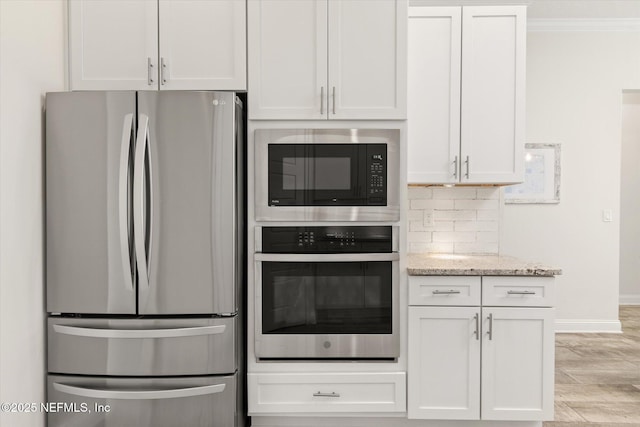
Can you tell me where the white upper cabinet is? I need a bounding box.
[68,0,246,91]
[69,0,158,90]
[408,7,461,184]
[158,0,246,90]
[248,0,407,120]
[248,0,328,120]
[408,5,526,184]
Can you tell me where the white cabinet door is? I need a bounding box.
[158,0,246,90]
[328,0,407,119]
[407,7,461,184]
[248,0,328,119]
[69,0,158,90]
[481,307,555,421]
[460,6,526,183]
[408,306,480,420]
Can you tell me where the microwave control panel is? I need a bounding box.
[261,226,392,253]
[366,145,387,205]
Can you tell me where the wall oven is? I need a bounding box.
[254,226,399,359]
[255,129,400,222]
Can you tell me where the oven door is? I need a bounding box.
[254,253,399,359]
[255,129,400,222]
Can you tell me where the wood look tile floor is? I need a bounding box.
[544,306,640,427]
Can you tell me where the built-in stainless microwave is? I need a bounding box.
[255,129,400,222]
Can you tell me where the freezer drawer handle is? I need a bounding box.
[53,382,225,400]
[52,324,226,339]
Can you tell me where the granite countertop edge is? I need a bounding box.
[407,253,562,277]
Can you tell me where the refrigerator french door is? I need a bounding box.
[45,91,244,427]
[46,91,239,315]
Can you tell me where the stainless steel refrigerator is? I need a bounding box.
[45,91,245,427]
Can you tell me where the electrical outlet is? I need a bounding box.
[603,209,613,222]
[424,209,435,226]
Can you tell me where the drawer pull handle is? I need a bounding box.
[432,290,461,295]
[507,290,536,295]
[313,391,340,398]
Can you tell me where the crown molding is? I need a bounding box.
[528,18,640,32]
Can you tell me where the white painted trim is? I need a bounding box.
[251,416,542,427]
[555,319,622,333]
[620,294,640,305]
[528,18,640,32]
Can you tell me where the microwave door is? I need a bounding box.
[306,144,364,206]
[137,91,238,315]
[46,92,137,315]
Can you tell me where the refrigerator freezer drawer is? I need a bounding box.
[47,374,236,427]
[48,317,236,376]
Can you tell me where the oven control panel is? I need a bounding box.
[262,226,392,253]
[366,145,387,205]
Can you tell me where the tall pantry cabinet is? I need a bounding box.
[68,0,246,91]
[408,6,526,184]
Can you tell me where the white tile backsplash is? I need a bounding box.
[407,186,501,255]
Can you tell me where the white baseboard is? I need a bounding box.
[620,294,640,305]
[555,319,622,333]
[251,416,541,427]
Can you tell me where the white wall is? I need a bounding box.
[620,92,640,304]
[501,30,640,332]
[0,2,66,426]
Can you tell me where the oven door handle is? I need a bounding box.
[254,253,399,262]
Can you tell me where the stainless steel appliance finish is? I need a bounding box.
[48,317,236,376]
[253,226,400,359]
[137,92,238,315]
[47,374,236,427]
[46,92,137,314]
[254,129,400,222]
[46,91,241,315]
[45,91,244,427]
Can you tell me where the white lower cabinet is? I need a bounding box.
[248,372,406,414]
[408,306,480,419]
[408,276,555,422]
[481,307,555,421]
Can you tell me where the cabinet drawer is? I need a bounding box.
[247,372,406,414]
[482,276,555,307]
[409,276,481,306]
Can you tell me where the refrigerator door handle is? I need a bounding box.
[134,114,150,288]
[52,324,226,339]
[53,382,226,400]
[118,113,135,291]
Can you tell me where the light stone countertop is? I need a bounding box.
[407,253,562,276]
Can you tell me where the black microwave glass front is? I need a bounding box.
[254,129,400,222]
[267,143,387,207]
